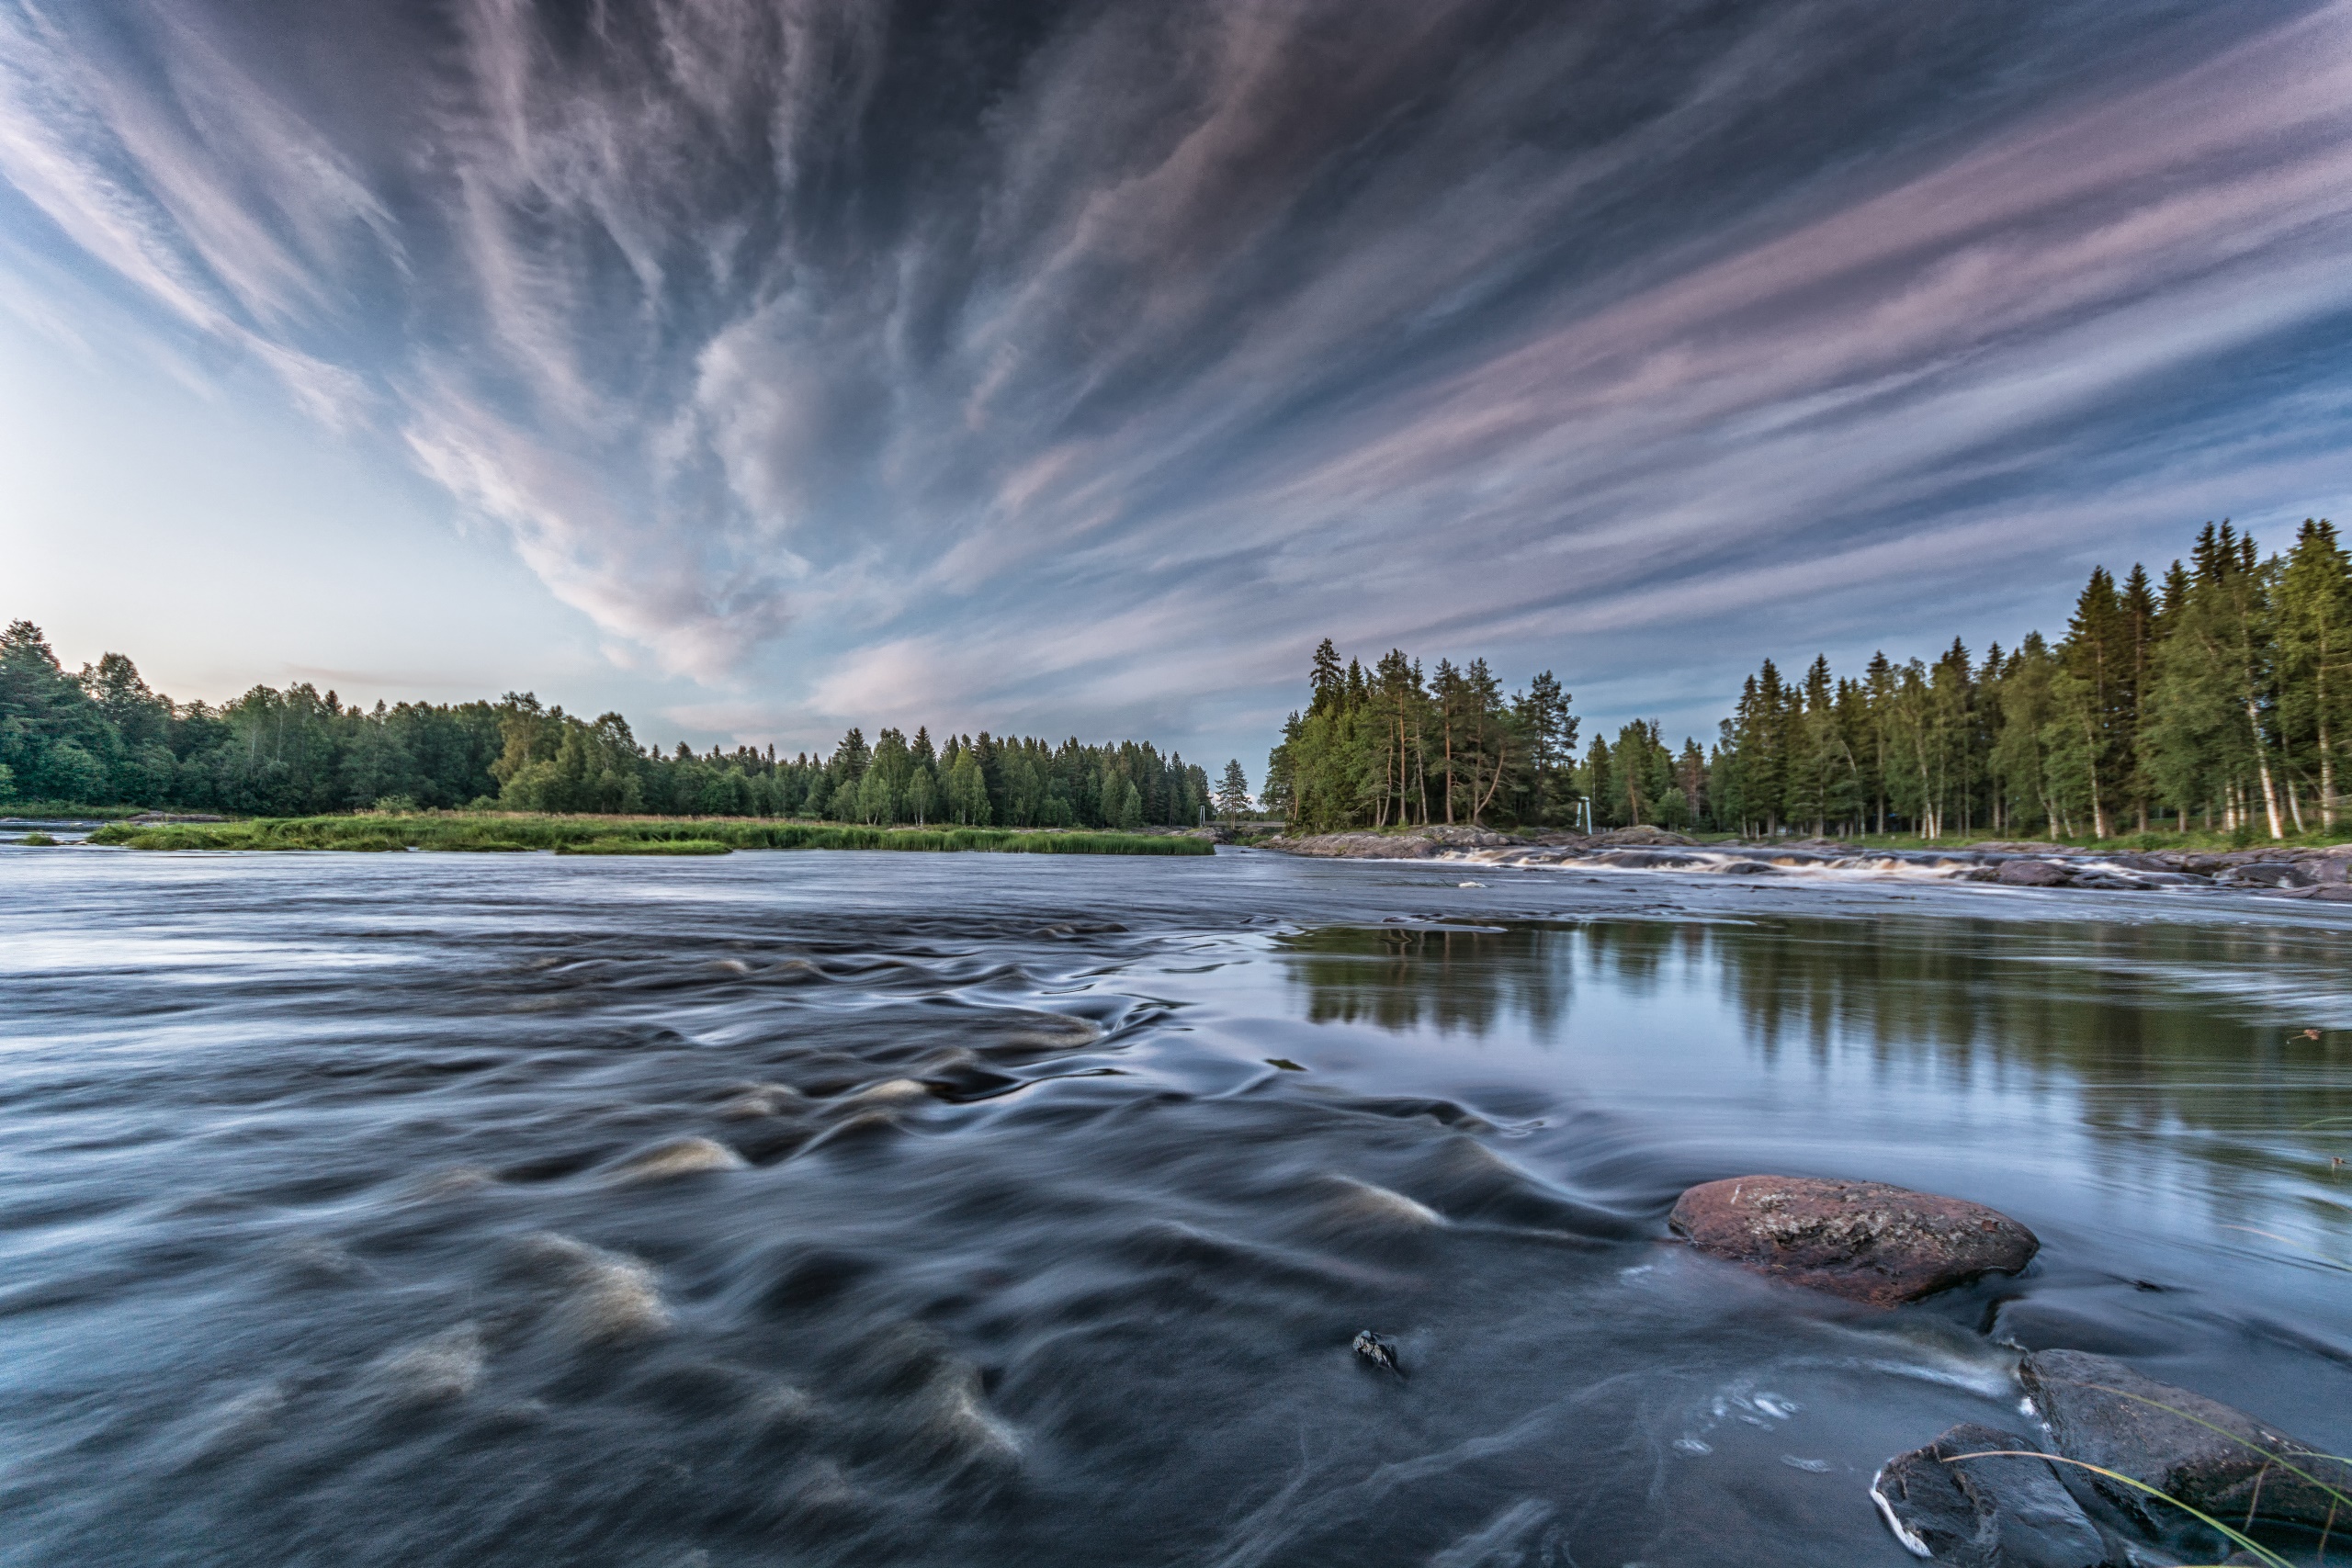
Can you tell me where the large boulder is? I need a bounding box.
[2216,862,2314,888]
[1261,827,1516,858]
[1262,832,1437,859]
[2019,1349,2351,1530]
[1589,825,1698,847]
[1996,859,2074,887]
[1668,1176,2038,1306]
[1871,1422,2107,1567]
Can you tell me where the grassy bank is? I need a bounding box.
[85,812,1214,857]
[0,802,152,820]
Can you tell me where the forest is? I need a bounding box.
[1265,517,2351,841]
[0,621,1212,830]
[11,515,2345,842]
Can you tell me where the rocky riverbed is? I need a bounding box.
[1659,1170,2351,1562]
[1256,824,2352,901]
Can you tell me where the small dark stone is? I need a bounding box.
[1996,859,2073,887]
[1351,1330,1401,1375]
[1872,1422,2107,1567]
[1668,1176,2039,1306]
[2020,1349,2352,1530]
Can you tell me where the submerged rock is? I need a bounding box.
[1871,1421,2106,1567]
[2019,1349,2351,1530]
[367,1322,487,1407]
[610,1136,748,1181]
[1668,1176,2038,1305]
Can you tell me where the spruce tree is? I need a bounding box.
[2276,518,2351,827]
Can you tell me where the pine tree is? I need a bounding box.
[1215,760,1252,823]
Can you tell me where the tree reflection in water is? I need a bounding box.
[1277,915,2352,1256]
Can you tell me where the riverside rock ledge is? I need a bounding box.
[1668,1176,2039,1306]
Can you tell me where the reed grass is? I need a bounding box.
[85,813,1214,857]
[1949,1383,2351,1567]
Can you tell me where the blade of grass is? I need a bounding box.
[1943,1451,2295,1567]
[2218,1226,2352,1275]
[2075,1385,2352,1514]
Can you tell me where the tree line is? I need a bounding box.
[0,621,1213,829]
[1261,641,1578,830]
[1268,516,2349,841]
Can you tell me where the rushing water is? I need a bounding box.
[3,846,2349,1567]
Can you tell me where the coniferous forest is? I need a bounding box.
[1267,518,2352,841]
[0,621,1210,830]
[9,518,2347,841]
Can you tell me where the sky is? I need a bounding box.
[4,0,2351,770]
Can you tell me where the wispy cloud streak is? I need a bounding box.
[1,0,2348,745]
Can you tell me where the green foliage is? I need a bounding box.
[555,839,731,855]
[0,619,1212,830]
[1275,515,2350,843]
[1215,760,1252,822]
[1710,518,2350,841]
[1267,644,1579,830]
[87,814,1212,856]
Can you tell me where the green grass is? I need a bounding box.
[554,838,732,856]
[1943,1381,2352,1566]
[13,831,57,846]
[0,801,152,820]
[85,812,1214,857]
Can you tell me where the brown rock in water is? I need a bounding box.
[2019,1349,2352,1530]
[1667,1176,2038,1305]
[1996,858,2073,886]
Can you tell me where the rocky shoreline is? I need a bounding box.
[1666,1174,2351,1562]
[1250,824,2352,901]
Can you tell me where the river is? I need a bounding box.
[3,846,2347,1566]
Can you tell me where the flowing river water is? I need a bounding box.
[3,845,2349,1567]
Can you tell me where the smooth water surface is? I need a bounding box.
[3,847,2348,1566]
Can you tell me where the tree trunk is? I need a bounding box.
[1474,735,1509,825]
[1442,710,1454,825]
[2081,715,2109,839]
[2244,698,2285,839]
[2321,708,2337,829]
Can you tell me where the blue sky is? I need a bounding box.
[4,0,2350,770]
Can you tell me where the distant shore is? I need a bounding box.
[1250,823,2352,899]
[74,812,1213,857]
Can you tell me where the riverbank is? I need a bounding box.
[1255,823,2352,898]
[81,812,1212,856]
